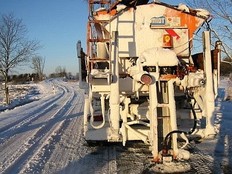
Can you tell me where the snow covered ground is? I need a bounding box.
[0,79,86,174]
[195,77,232,173]
[0,83,40,111]
[0,77,231,173]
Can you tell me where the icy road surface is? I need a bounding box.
[0,78,232,174]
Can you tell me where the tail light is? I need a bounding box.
[141,74,152,85]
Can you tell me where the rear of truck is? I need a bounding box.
[77,0,221,163]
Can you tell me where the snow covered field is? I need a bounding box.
[0,78,231,173]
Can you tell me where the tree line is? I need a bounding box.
[1,70,77,85]
[3,73,42,84]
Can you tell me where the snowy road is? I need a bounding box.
[0,78,232,174]
[0,79,83,173]
[0,79,158,174]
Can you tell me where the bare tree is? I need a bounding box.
[186,0,232,59]
[55,66,67,77]
[0,14,39,104]
[31,56,45,81]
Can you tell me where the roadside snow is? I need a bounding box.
[0,80,55,112]
[196,77,232,173]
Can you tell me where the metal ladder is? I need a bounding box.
[87,0,114,79]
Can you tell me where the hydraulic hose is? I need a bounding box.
[162,98,197,153]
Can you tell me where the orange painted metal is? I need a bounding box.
[165,8,205,39]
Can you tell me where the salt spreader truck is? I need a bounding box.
[77,0,221,164]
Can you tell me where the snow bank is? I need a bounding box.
[220,76,232,101]
[0,80,54,112]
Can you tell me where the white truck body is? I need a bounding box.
[77,1,221,162]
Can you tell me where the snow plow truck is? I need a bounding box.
[77,0,221,165]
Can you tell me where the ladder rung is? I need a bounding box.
[89,0,110,4]
[157,116,170,119]
[89,20,111,23]
[157,103,169,107]
[89,58,110,62]
[91,74,109,79]
[88,38,110,42]
[119,73,129,78]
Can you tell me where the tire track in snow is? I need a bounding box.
[0,85,65,143]
[0,81,80,174]
[0,86,67,173]
[0,79,68,135]
[39,93,117,174]
[20,90,83,174]
[0,85,66,163]
[0,84,74,173]
[40,96,85,173]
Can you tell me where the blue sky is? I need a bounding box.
[0,0,184,75]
